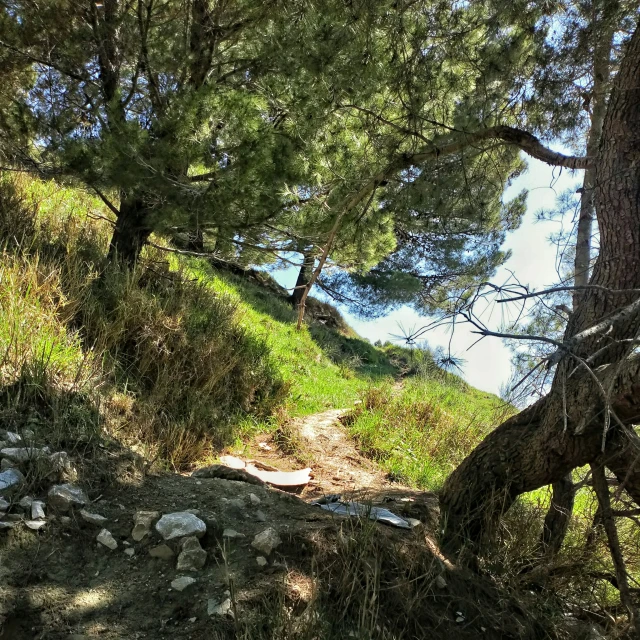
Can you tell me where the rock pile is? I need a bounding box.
[0,427,82,532]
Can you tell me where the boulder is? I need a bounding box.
[48,484,88,511]
[155,512,206,541]
[251,528,281,556]
[25,520,46,531]
[176,536,207,571]
[132,510,160,541]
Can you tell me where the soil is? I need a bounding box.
[0,410,565,639]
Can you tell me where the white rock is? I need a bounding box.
[256,556,268,567]
[171,576,196,592]
[25,520,47,530]
[255,510,267,522]
[208,598,233,617]
[406,518,422,529]
[0,447,49,462]
[0,521,16,530]
[97,529,118,550]
[132,510,160,541]
[19,495,33,509]
[251,528,281,555]
[0,468,24,494]
[124,548,135,557]
[176,536,207,571]
[222,528,245,539]
[48,484,88,511]
[0,497,9,511]
[5,432,22,445]
[31,501,46,520]
[155,512,206,540]
[435,575,447,589]
[80,509,107,526]
[249,493,261,506]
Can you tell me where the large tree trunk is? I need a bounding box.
[542,1,617,556]
[107,197,152,267]
[441,23,640,556]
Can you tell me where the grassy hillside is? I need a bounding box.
[0,175,504,484]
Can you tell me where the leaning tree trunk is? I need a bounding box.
[440,23,640,556]
[106,197,153,267]
[290,251,315,307]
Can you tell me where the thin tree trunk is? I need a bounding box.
[540,474,576,557]
[590,462,639,631]
[290,251,314,307]
[441,23,640,556]
[107,197,152,267]
[573,1,617,310]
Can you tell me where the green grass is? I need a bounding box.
[343,374,513,490]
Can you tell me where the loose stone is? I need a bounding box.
[176,536,207,571]
[31,501,46,520]
[80,509,108,526]
[208,598,233,617]
[249,493,261,506]
[222,528,245,539]
[132,510,160,541]
[171,576,196,592]
[149,544,175,560]
[97,529,118,550]
[0,468,24,494]
[0,447,50,462]
[48,484,88,511]
[25,520,47,530]
[155,512,206,541]
[251,528,281,555]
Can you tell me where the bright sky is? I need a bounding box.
[272,154,583,396]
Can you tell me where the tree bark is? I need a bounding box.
[541,1,618,556]
[573,1,617,310]
[540,474,576,557]
[107,197,152,267]
[290,251,314,307]
[441,23,640,556]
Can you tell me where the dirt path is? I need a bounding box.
[240,408,439,521]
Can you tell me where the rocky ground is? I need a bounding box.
[0,411,573,640]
